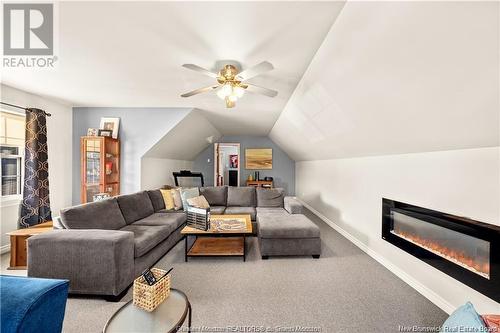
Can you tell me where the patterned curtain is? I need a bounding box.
[19,108,52,227]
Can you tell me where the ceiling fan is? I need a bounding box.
[180,61,278,108]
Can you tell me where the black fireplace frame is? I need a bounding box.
[382,198,500,303]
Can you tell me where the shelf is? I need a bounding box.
[188,237,244,256]
[81,136,120,203]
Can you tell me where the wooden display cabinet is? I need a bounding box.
[80,136,120,203]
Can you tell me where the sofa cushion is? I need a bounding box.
[180,188,200,211]
[227,187,256,207]
[120,225,172,257]
[60,198,126,230]
[256,207,286,215]
[256,188,284,208]
[147,190,165,212]
[117,191,155,224]
[171,188,183,210]
[442,302,486,333]
[224,206,256,221]
[482,315,500,331]
[199,186,227,206]
[284,197,303,214]
[210,206,226,215]
[259,214,320,239]
[160,189,175,210]
[133,212,186,231]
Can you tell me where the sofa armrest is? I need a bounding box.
[28,230,135,296]
[284,197,303,214]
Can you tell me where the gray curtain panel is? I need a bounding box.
[19,108,52,227]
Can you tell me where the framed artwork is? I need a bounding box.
[87,128,98,136]
[245,148,272,169]
[100,117,120,139]
[98,129,112,137]
[229,154,238,168]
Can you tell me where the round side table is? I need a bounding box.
[103,288,191,333]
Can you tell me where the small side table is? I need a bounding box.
[103,288,192,333]
[6,221,53,270]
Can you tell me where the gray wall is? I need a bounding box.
[73,107,191,204]
[192,136,296,195]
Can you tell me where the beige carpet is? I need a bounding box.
[1,209,447,332]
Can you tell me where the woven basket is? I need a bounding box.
[133,268,171,312]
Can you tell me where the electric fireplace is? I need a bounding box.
[382,199,500,302]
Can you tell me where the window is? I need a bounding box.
[0,111,25,198]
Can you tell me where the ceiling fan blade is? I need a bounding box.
[181,85,219,98]
[182,64,219,79]
[243,83,278,98]
[237,61,274,81]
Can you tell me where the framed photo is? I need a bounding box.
[98,129,113,137]
[245,148,272,169]
[87,128,98,136]
[100,117,120,139]
[229,155,238,168]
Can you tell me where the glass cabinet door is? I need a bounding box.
[82,137,119,203]
[84,139,102,202]
[86,139,101,185]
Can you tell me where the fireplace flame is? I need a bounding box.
[392,228,490,279]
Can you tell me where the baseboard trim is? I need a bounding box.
[298,199,455,314]
[0,244,10,255]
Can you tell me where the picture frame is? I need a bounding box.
[229,154,238,168]
[245,148,273,170]
[99,117,120,139]
[87,128,98,136]
[98,129,113,137]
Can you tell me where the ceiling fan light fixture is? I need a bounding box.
[217,83,233,100]
[181,61,277,108]
[234,85,245,98]
[222,83,233,96]
[216,88,227,100]
[225,96,235,108]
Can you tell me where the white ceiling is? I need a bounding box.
[270,1,499,160]
[2,1,344,136]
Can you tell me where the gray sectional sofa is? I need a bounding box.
[27,186,320,298]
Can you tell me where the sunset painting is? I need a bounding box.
[245,148,273,169]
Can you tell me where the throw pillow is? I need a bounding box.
[160,189,175,210]
[441,302,486,333]
[187,195,210,209]
[171,188,183,210]
[180,188,200,211]
[482,315,500,330]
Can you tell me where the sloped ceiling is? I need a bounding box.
[270,1,499,161]
[144,110,222,160]
[2,1,344,136]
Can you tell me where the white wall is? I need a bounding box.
[1,84,73,250]
[72,107,192,203]
[296,147,500,314]
[140,158,193,190]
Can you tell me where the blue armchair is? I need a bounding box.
[0,275,69,333]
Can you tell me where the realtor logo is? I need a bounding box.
[3,3,53,55]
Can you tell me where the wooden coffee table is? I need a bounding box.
[180,214,252,262]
